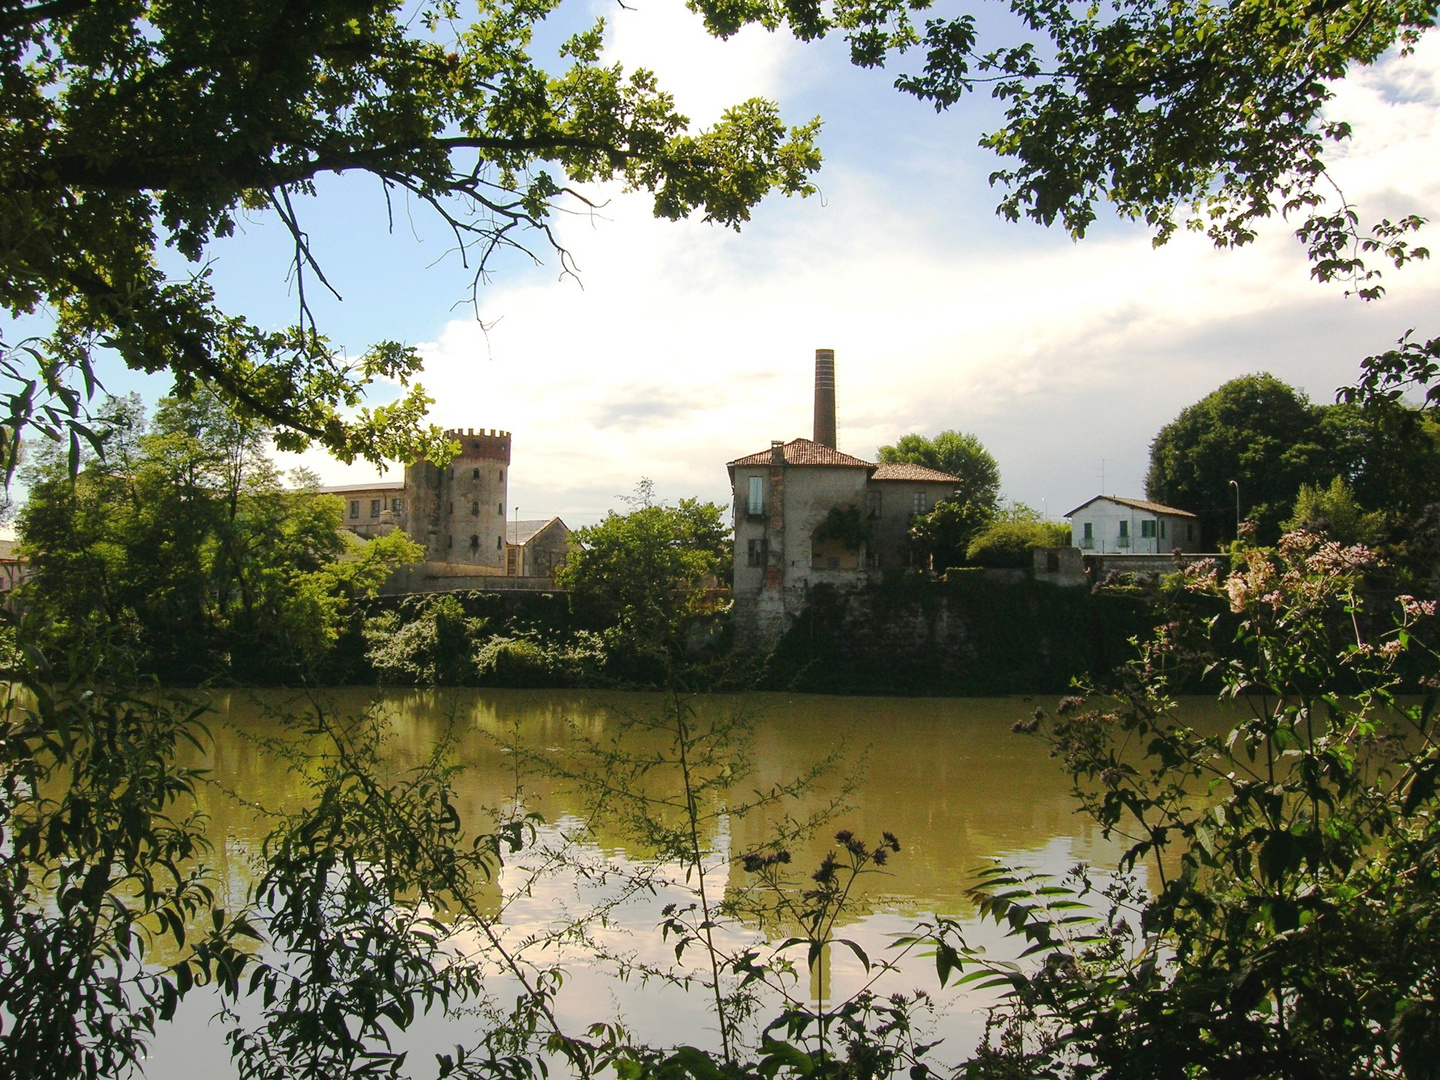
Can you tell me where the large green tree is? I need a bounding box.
[1148,374,1440,546]
[18,393,419,681]
[555,480,729,664]
[1147,374,1337,545]
[880,430,1001,567]
[877,430,1000,507]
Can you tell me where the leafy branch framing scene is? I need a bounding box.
[2,1,1440,1079]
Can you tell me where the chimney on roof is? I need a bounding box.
[813,348,836,449]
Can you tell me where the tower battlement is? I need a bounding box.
[445,428,512,464]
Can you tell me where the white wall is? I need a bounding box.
[1069,500,1198,554]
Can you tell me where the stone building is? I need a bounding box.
[320,428,573,585]
[727,349,964,646]
[506,518,573,579]
[327,481,408,539]
[405,428,513,571]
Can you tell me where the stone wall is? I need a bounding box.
[762,578,1156,695]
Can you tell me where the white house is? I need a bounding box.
[1065,496,1200,554]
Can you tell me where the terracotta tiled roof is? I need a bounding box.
[726,438,874,469]
[870,462,960,483]
[1065,495,1198,518]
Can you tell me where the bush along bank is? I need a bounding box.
[341,577,1158,694]
[338,589,732,689]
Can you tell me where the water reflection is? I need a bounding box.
[146,690,1176,1078]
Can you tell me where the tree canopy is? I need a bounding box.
[0,0,823,469]
[1147,372,1440,546]
[18,392,419,681]
[555,480,730,656]
[700,0,1433,293]
[1147,374,1338,544]
[3,0,1433,482]
[877,430,1000,507]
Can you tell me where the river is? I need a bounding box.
[140,689,1191,1078]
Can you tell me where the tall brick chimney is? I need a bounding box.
[813,348,836,448]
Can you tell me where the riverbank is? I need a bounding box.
[314,576,1159,695]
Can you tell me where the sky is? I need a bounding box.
[85,2,1440,526]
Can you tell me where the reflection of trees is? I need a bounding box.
[185,690,1163,922]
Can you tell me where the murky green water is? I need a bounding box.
[141,689,1198,1078]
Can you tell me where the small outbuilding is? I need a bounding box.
[1065,496,1200,554]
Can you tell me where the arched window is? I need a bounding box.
[471,500,480,515]
[497,502,503,516]
[472,467,480,479]
[496,535,503,550]
[469,534,479,549]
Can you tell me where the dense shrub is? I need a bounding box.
[473,632,609,688]
[363,595,482,685]
[966,515,1070,567]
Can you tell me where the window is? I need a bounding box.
[747,538,767,567]
[469,534,479,549]
[472,467,480,479]
[392,498,403,512]
[1119,520,1129,537]
[867,547,881,569]
[471,500,479,515]
[499,469,504,482]
[1081,522,1093,549]
[1159,520,1167,539]
[496,535,503,550]
[1118,520,1130,547]
[867,490,882,519]
[913,492,926,515]
[747,476,764,516]
[498,502,504,516]
[1141,520,1156,538]
[370,499,380,517]
[349,500,359,520]
[1187,522,1195,542]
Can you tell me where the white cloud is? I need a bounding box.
[296,22,1440,527]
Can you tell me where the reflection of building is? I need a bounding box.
[320,429,573,587]
[727,349,963,646]
[1065,496,1199,554]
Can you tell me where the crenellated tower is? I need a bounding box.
[404,428,512,569]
